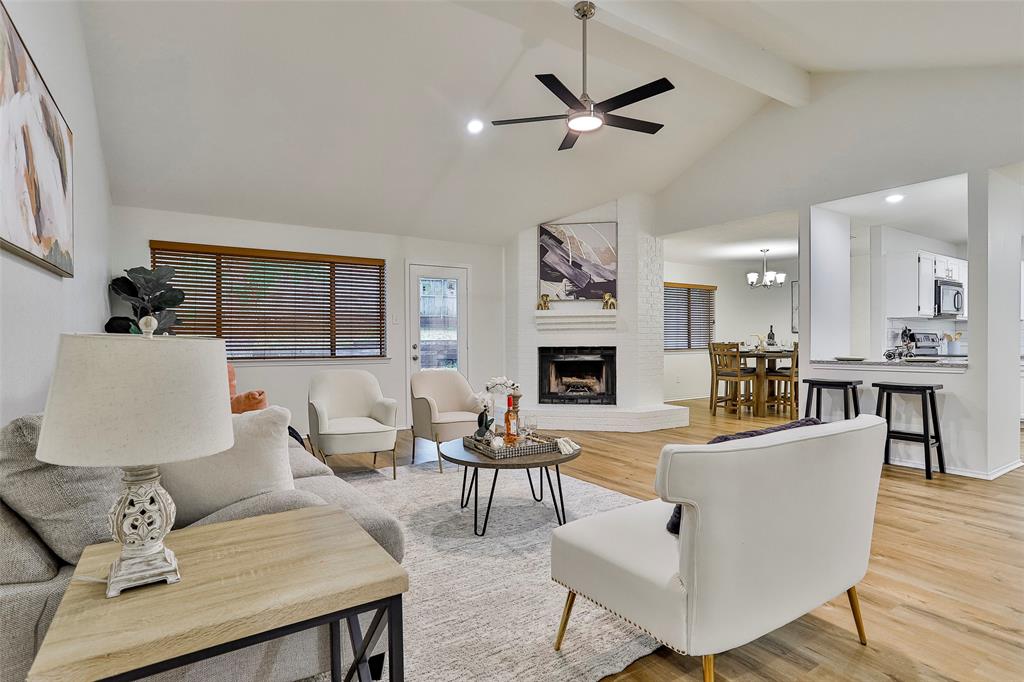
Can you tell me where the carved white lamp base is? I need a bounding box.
[106,465,180,598]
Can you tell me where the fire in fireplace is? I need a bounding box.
[539,346,616,405]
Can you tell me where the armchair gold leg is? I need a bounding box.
[702,654,715,682]
[435,438,444,473]
[847,586,868,645]
[392,446,397,480]
[554,590,576,651]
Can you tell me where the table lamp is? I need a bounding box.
[35,317,234,597]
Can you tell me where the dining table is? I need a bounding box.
[738,348,795,417]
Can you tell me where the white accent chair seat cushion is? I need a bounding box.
[552,498,686,651]
[435,410,479,424]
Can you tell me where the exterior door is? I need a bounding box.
[408,264,469,379]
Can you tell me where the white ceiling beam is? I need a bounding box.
[587,1,810,107]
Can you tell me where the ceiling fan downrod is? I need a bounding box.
[575,1,596,102]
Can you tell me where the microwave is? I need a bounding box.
[934,279,964,317]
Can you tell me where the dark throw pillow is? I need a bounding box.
[666,418,824,535]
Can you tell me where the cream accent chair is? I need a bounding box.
[308,370,399,479]
[550,415,887,681]
[410,369,481,473]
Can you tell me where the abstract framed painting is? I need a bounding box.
[538,221,617,301]
[0,1,74,277]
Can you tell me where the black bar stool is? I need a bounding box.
[872,382,946,480]
[802,379,863,421]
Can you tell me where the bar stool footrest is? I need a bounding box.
[887,429,941,445]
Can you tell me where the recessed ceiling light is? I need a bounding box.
[466,119,484,134]
[885,194,905,204]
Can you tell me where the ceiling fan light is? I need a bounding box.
[567,111,603,132]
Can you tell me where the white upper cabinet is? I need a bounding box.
[885,250,967,319]
[918,252,936,316]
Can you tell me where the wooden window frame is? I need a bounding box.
[150,240,387,361]
[664,281,717,352]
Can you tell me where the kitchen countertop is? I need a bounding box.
[811,358,968,371]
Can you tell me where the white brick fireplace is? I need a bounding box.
[503,195,689,432]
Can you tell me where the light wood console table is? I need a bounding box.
[28,505,408,682]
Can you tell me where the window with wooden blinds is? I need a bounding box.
[150,241,386,360]
[664,282,716,351]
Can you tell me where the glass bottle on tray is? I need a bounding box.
[503,395,519,447]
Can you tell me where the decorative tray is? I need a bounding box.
[463,433,558,460]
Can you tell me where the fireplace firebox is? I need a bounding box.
[539,346,616,405]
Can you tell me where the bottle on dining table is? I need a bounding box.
[767,325,776,346]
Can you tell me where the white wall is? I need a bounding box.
[809,207,852,359]
[663,259,797,400]
[108,206,505,432]
[655,66,1024,478]
[0,2,111,423]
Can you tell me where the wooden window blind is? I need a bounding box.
[664,282,716,351]
[150,241,386,360]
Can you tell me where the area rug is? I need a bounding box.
[340,460,661,681]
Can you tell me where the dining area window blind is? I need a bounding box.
[664,282,716,351]
[150,241,387,360]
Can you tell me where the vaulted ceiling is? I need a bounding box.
[79,1,1024,245]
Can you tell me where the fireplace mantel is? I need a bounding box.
[534,308,616,331]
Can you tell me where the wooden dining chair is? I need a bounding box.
[767,348,799,418]
[710,342,755,418]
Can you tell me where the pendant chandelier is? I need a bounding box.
[747,249,786,289]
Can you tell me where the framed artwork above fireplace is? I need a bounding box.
[538,222,617,301]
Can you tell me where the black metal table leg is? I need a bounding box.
[473,468,498,536]
[928,389,946,473]
[330,619,343,682]
[843,388,852,419]
[527,468,544,501]
[851,386,862,416]
[460,466,476,508]
[544,465,568,525]
[345,609,388,682]
[815,387,823,420]
[805,386,814,418]
[387,597,404,682]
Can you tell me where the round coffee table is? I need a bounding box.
[439,439,581,537]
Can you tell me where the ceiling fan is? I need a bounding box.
[492,1,675,151]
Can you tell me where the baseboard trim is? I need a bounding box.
[885,456,1023,480]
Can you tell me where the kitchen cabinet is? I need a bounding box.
[917,252,936,316]
[885,250,968,319]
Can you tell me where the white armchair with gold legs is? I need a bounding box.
[410,369,480,473]
[550,415,886,681]
[307,370,399,479]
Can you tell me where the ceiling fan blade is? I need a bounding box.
[558,130,580,151]
[595,77,674,113]
[491,114,568,126]
[536,74,584,110]
[603,113,664,135]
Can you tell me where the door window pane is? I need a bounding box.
[418,277,459,369]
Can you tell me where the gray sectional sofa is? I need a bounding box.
[0,415,405,682]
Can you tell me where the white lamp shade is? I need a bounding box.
[777,272,787,284]
[746,272,758,285]
[36,334,235,467]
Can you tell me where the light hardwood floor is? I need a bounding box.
[326,400,1024,681]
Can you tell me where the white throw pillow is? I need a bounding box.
[161,406,296,527]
